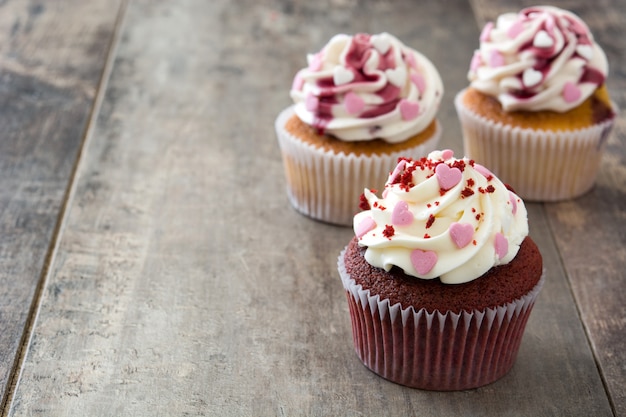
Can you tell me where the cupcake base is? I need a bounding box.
[455,89,616,202]
[275,106,441,226]
[338,246,544,391]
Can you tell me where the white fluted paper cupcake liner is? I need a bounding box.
[338,248,545,390]
[455,89,616,202]
[275,106,441,226]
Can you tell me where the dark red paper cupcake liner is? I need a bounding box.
[338,248,544,391]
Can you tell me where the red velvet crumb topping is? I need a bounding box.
[449,159,467,172]
[358,193,370,211]
[426,214,436,229]
[461,187,475,198]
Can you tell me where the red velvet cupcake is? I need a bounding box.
[338,150,544,390]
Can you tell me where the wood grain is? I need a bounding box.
[4,0,618,416]
[0,0,124,409]
[471,1,626,415]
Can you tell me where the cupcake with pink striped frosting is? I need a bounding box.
[276,32,443,225]
[456,5,616,201]
[338,150,544,390]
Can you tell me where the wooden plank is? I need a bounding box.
[0,0,124,408]
[7,0,615,416]
[471,1,626,415]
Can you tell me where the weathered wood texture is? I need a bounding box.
[3,0,623,416]
[0,0,123,408]
[471,1,626,415]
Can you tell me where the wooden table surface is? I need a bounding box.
[0,0,624,416]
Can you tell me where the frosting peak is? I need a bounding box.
[468,6,608,112]
[353,150,528,284]
[290,33,443,143]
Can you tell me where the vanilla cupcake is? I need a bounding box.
[338,150,544,390]
[455,6,616,201]
[276,33,443,225]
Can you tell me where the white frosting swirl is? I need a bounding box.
[353,150,528,284]
[290,33,443,143]
[468,6,608,112]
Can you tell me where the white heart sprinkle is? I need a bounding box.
[522,68,542,88]
[333,66,354,85]
[576,44,594,60]
[385,66,407,87]
[533,30,554,48]
[371,34,391,55]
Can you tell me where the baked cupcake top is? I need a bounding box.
[468,6,608,113]
[290,33,443,143]
[353,150,528,284]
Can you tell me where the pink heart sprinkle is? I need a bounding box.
[410,249,438,275]
[308,53,323,71]
[480,22,494,42]
[305,94,319,112]
[474,163,493,180]
[406,52,418,70]
[449,222,474,248]
[389,160,406,182]
[495,233,508,260]
[355,216,376,239]
[562,81,582,103]
[470,51,482,72]
[391,201,413,226]
[399,99,420,121]
[489,50,505,68]
[509,191,518,215]
[441,149,454,160]
[291,74,304,91]
[435,163,462,191]
[410,73,426,95]
[507,20,524,39]
[344,92,365,114]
